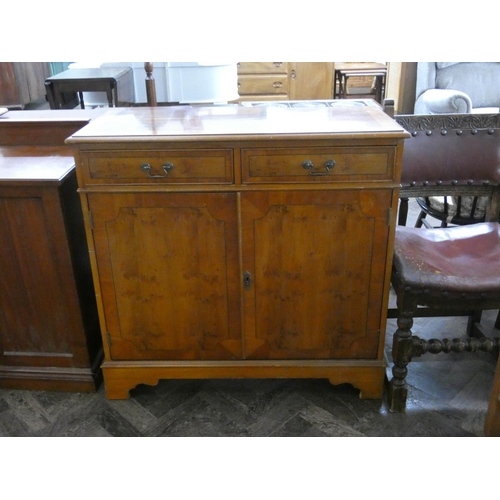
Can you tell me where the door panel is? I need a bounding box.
[88,192,242,360]
[241,190,391,360]
[0,194,75,366]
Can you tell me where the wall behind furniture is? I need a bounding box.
[49,62,72,75]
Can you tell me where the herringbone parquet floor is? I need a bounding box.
[1,201,498,437]
[1,310,497,437]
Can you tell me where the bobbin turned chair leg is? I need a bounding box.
[388,312,416,412]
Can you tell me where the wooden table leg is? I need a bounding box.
[343,75,348,98]
[108,83,115,107]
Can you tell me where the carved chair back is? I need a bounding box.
[394,113,500,227]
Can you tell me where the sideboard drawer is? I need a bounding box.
[238,75,289,96]
[237,62,288,74]
[83,149,234,184]
[241,147,394,183]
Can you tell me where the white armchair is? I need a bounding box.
[414,62,500,114]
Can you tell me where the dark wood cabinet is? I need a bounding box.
[0,110,104,391]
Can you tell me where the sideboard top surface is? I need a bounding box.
[0,146,75,183]
[66,101,410,144]
[0,109,108,148]
[0,108,106,124]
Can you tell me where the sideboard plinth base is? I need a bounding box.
[101,359,387,400]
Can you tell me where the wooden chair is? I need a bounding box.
[389,113,500,325]
[387,113,500,412]
[414,191,489,228]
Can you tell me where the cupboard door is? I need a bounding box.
[241,189,392,360]
[88,192,242,361]
[0,186,89,368]
[289,62,334,100]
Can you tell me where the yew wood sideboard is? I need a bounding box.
[66,101,409,400]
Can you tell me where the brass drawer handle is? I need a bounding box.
[273,81,283,88]
[302,159,336,176]
[140,162,174,178]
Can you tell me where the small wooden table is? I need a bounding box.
[334,63,387,103]
[45,67,134,109]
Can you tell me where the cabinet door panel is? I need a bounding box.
[241,190,391,360]
[88,192,242,360]
[289,62,334,100]
[0,189,87,367]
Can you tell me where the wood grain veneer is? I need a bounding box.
[67,101,409,399]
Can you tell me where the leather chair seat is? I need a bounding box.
[389,221,500,413]
[393,222,500,295]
